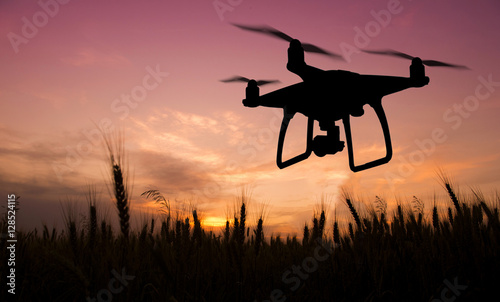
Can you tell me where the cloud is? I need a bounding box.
[0,126,64,178]
[131,148,216,196]
[153,132,224,165]
[29,90,69,110]
[60,48,130,67]
[0,126,91,231]
[130,107,252,167]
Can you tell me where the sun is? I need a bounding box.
[202,216,228,228]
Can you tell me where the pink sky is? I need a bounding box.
[1,0,499,235]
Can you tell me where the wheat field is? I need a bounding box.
[1,143,498,301]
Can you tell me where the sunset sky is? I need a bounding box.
[1,0,499,235]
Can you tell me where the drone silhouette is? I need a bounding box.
[222,24,468,172]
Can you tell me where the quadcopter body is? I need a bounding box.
[223,24,465,172]
[242,40,429,172]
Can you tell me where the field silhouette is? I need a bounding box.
[1,141,498,301]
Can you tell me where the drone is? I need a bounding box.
[222,24,468,172]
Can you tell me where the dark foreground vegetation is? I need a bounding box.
[2,187,499,301]
[1,139,498,301]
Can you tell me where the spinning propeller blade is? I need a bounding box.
[232,23,293,42]
[362,49,469,69]
[231,23,344,60]
[220,76,280,86]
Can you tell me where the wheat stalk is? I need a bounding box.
[302,223,310,246]
[141,189,170,216]
[113,162,130,238]
[254,217,263,255]
[238,202,246,247]
[192,209,202,244]
[102,131,131,238]
[342,190,361,229]
[437,169,461,215]
[60,198,79,257]
[85,184,98,247]
[224,220,230,242]
[333,220,340,246]
[448,207,454,225]
[432,205,439,231]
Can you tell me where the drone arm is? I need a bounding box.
[287,40,324,82]
[276,108,314,169]
[343,100,393,172]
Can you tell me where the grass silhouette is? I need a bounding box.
[0,145,498,301]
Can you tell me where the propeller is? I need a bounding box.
[231,23,344,60]
[362,49,469,69]
[220,76,280,86]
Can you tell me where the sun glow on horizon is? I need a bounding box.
[202,216,229,228]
